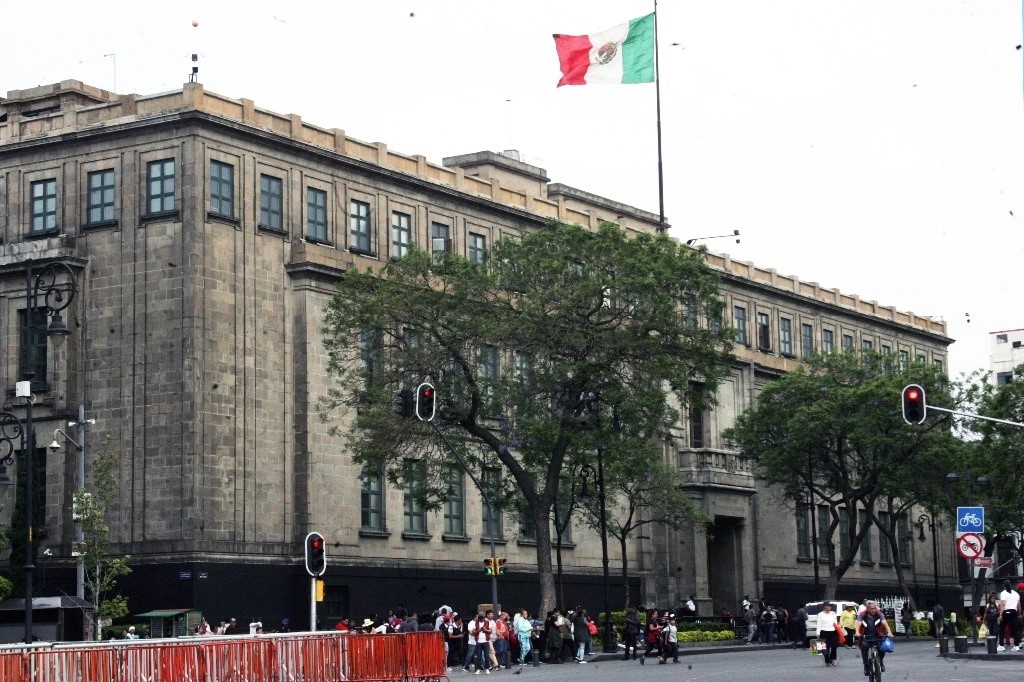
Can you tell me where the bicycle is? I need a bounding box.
[862,636,883,682]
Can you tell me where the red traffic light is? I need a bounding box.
[416,382,436,422]
[902,384,927,425]
[305,531,327,577]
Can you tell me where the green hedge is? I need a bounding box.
[910,619,930,636]
[597,611,737,642]
[678,630,734,643]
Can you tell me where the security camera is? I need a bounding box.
[43,548,52,557]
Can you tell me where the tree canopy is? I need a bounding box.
[320,221,733,613]
[724,351,960,603]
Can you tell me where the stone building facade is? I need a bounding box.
[0,80,956,628]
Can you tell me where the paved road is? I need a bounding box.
[454,640,1024,680]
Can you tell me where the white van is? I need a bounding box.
[804,600,859,642]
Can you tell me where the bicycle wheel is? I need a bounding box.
[871,650,882,682]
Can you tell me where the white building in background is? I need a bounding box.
[991,329,1024,385]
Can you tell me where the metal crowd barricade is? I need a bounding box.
[0,629,444,682]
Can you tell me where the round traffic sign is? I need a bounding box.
[957,533,984,560]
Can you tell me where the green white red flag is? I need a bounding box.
[553,13,656,87]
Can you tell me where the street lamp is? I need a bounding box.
[17,261,78,643]
[917,512,940,608]
[579,444,617,654]
[48,405,94,604]
[945,472,989,645]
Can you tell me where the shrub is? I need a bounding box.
[910,619,930,636]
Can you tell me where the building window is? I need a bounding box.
[444,468,465,536]
[734,306,748,345]
[780,317,793,356]
[259,174,283,230]
[519,509,537,542]
[468,232,487,265]
[30,179,58,232]
[801,323,814,359]
[361,473,384,531]
[689,404,705,448]
[997,372,1014,386]
[147,159,175,214]
[350,199,372,253]
[997,333,1008,343]
[482,467,503,539]
[359,329,380,389]
[87,170,116,224]
[897,514,911,564]
[478,345,499,411]
[842,334,854,351]
[862,339,873,351]
[880,344,891,355]
[403,460,427,534]
[822,329,834,354]
[306,187,328,242]
[756,312,771,351]
[431,222,450,263]
[818,505,831,561]
[878,511,892,563]
[796,503,810,559]
[19,308,48,384]
[839,508,850,557]
[916,354,926,364]
[685,300,699,329]
[391,211,411,259]
[933,358,943,373]
[859,510,872,563]
[210,161,234,217]
[553,494,574,544]
[898,350,909,369]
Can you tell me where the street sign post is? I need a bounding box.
[956,507,984,534]
[957,533,984,560]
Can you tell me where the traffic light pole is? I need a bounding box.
[428,421,499,612]
[310,578,317,632]
[925,405,1024,429]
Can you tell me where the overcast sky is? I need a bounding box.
[5,0,1022,380]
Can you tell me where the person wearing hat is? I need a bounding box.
[125,626,138,640]
[223,618,238,636]
[814,602,839,667]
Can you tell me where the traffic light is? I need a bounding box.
[497,557,507,575]
[416,382,436,422]
[393,388,414,418]
[484,557,495,575]
[902,384,927,425]
[305,531,327,577]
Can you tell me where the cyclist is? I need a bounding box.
[856,601,893,677]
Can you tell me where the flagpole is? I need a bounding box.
[653,0,666,233]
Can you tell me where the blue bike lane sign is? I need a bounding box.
[957,506,985,534]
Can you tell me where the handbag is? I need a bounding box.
[834,623,846,645]
[879,635,895,653]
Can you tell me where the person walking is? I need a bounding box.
[623,606,641,660]
[839,604,857,648]
[572,608,591,663]
[814,601,840,667]
[985,594,1000,642]
[931,602,945,640]
[515,609,534,667]
[998,580,1021,651]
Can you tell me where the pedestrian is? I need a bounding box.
[899,603,912,639]
[790,605,807,648]
[744,604,758,644]
[985,595,1000,643]
[931,602,945,639]
[572,608,591,663]
[640,610,661,664]
[472,612,492,674]
[463,614,478,671]
[494,611,511,669]
[759,603,775,645]
[623,606,641,660]
[663,616,679,663]
[998,580,1021,651]
[814,601,839,667]
[840,604,857,648]
[515,609,534,667]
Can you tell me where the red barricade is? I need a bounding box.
[0,630,445,682]
[404,631,447,680]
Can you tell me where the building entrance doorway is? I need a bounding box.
[706,516,743,614]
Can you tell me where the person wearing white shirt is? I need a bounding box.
[998,580,1021,651]
[814,602,840,667]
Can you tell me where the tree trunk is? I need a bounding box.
[556,536,565,609]
[620,533,630,611]
[534,506,556,617]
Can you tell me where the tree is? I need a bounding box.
[320,221,733,614]
[579,442,703,610]
[724,351,959,603]
[75,439,131,640]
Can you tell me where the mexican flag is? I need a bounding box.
[553,13,656,87]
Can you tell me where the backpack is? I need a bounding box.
[647,626,659,644]
[587,620,598,636]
